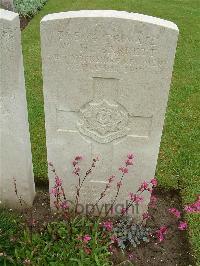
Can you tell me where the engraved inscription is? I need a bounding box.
[46,22,167,73]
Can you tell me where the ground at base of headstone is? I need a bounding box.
[10,188,194,266]
[20,15,31,30]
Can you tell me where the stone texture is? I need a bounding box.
[0,0,14,11]
[0,9,35,208]
[41,10,179,216]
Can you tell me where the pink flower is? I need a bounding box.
[50,187,58,197]
[83,235,91,244]
[119,167,128,174]
[142,212,151,220]
[128,253,135,260]
[102,220,113,231]
[168,208,181,218]
[184,196,200,213]
[72,160,78,167]
[184,205,193,212]
[178,221,187,231]
[60,200,69,210]
[125,159,133,166]
[127,153,134,160]
[73,167,80,175]
[139,181,149,192]
[84,247,91,254]
[110,235,117,243]
[55,176,62,187]
[117,181,122,189]
[129,193,143,204]
[75,155,83,161]
[49,162,53,167]
[121,207,128,215]
[108,244,116,254]
[108,175,115,183]
[129,192,135,201]
[150,178,158,187]
[135,195,143,204]
[156,226,168,242]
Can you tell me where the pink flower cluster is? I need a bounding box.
[118,167,129,174]
[184,195,200,213]
[72,155,83,175]
[178,221,187,230]
[102,220,113,231]
[48,162,70,211]
[127,178,158,211]
[168,208,188,231]
[142,212,151,220]
[156,226,168,242]
[119,153,135,174]
[83,234,91,243]
[108,175,115,183]
[49,163,61,195]
[50,176,63,197]
[117,180,122,189]
[48,153,192,252]
[129,193,143,204]
[138,178,157,193]
[77,234,92,255]
[168,208,181,218]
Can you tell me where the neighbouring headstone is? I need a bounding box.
[0,0,14,11]
[0,9,35,208]
[41,10,179,216]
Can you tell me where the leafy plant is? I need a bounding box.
[14,0,47,17]
[13,217,111,265]
[1,153,195,265]
[0,209,22,265]
[113,217,151,249]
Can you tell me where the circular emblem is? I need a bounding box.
[77,100,129,143]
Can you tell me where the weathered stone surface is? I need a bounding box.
[41,10,178,216]
[0,0,14,11]
[0,9,35,208]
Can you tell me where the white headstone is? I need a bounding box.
[41,10,179,216]
[0,9,35,208]
[0,0,14,11]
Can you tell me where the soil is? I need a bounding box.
[20,188,195,266]
[112,189,195,266]
[20,16,31,30]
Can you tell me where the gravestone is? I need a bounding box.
[41,10,179,216]
[0,9,35,208]
[0,0,14,11]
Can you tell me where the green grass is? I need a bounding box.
[0,209,21,265]
[0,212,111,265]
[21,0,200,263]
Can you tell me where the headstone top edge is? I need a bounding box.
[0,8,18,21]
[41,10,179,32]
